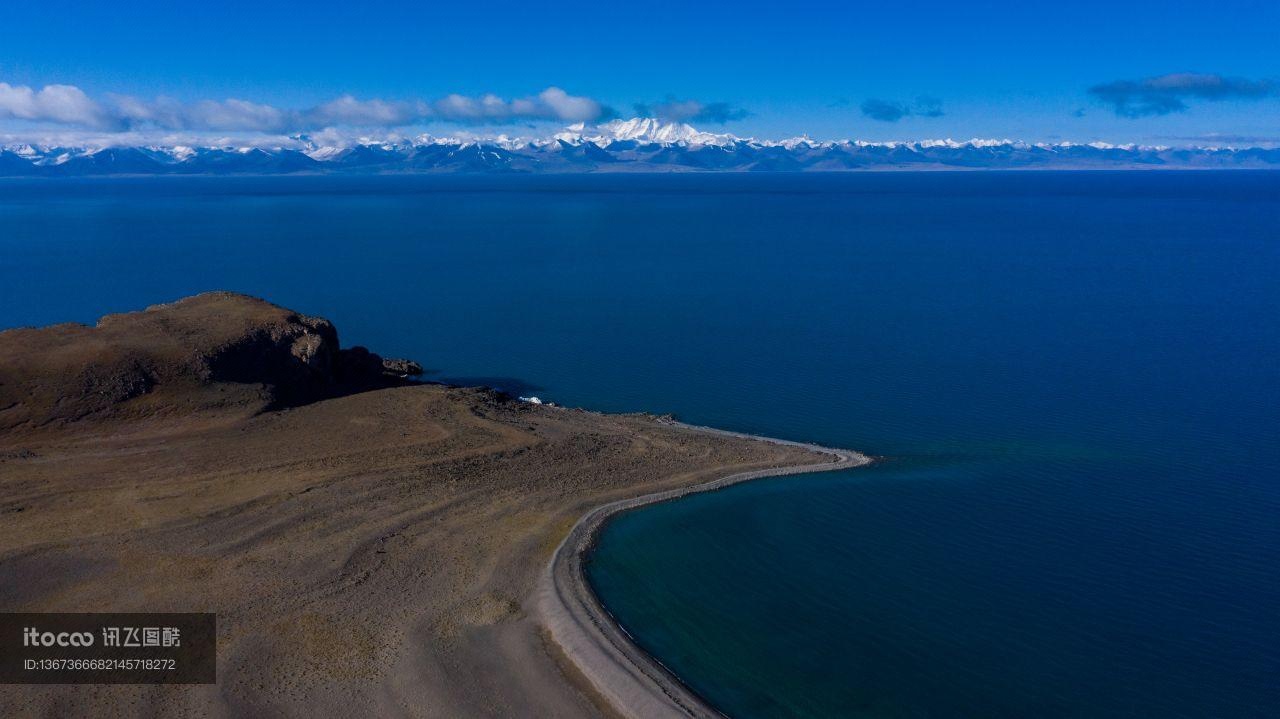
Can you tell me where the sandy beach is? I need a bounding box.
[0,293,867,718]
[540,428,870,719]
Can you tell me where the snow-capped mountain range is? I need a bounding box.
[3,119,1278,175]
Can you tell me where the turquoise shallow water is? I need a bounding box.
[1,172,1277,717]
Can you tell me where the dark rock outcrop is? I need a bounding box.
[0,292,420,431]
[380,357,424,377]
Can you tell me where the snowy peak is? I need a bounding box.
[596,118,737,146]
[551,118,739,147]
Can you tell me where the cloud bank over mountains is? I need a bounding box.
[0,83,611,134]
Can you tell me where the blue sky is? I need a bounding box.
[2,0,1278,145]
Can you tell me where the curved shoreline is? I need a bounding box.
[538,421,872,718]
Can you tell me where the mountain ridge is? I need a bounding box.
[4,119,1279,174]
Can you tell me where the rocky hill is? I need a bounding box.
[0,292,421,431]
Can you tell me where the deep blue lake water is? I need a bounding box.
[2,172,1277,717]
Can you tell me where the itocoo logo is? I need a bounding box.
[23,627,95,647]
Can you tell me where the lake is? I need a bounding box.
[2,171,1277,717]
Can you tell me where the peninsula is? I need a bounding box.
[0,292,866,717]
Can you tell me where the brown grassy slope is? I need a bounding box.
[0,294,828,718]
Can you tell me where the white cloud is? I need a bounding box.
[187,98,291,132]
[0,83,117,129]
[306,96,432,127]
[531,87,603,123]
[0,128,309,150]
[426,87,603,122]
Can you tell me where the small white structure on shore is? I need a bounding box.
[519,396,544,405]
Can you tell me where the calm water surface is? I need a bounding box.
[1,172,1277,717]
